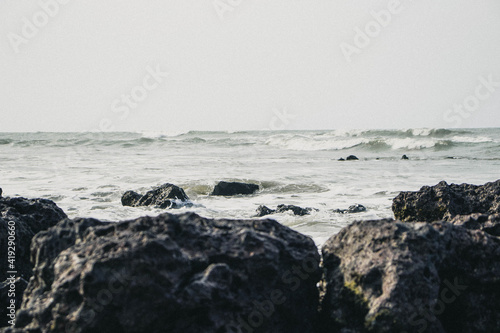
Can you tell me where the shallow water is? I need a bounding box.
[1,128,499,245]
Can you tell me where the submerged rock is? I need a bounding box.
[121,183,190,209]
[14,213,321,333]
[211,181,259,196]
[256,204,313,217]
[345,155,359,161]
[333,204,367,214]
[319,219,500,332]
[450,213,500,237]
[392,179,500,222]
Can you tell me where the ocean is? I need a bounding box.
[1,128,499,245]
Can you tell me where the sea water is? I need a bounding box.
[1,128,499,245]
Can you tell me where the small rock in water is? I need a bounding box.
[0,188,2,197]
[276,204,312,216]
[256,204,313,217]
[121,183,190,209]
[211,181,259,196]
[333,204,367,214]
[401,154,409,160]
[338,158,345,161]
[345,155,359,161]
[256,205,276,217]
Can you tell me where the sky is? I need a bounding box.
[0,0,499,133]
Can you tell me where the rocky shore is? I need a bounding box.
[1,179,499,332]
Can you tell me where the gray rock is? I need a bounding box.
[449,213,500,237]
[14,213,321,333]
[392,180,500,222]
[256,205,313,217]
[333,204,367,214]
[319,219,500,332]
[211,181,259,196]
[401,155,409,160]
[121,183,190,209]
[345,155,359,161]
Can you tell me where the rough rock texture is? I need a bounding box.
[450,213,500,237]
[0,278,28,328]
[211,181,259,196]
[14,213,321,333]
[319,219,500,333]
[0,196,67,281]
[333,204,366,214]
[121,183,190,209]
[256,205,312,217]
[392,180,500,222]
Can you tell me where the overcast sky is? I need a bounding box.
[1,0,499,133]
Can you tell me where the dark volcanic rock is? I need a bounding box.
[401,154,409,160]
[333,204,367,214]
[0,277,28,328]
[14,213,321,333]
[211,181,259,196]
[338,158,345,161]
[0,196,67,282]
[450,213,500,237]
[0,196,66,329]
[319,219,500,332]
[345,155,359,161]
[256,205,276,217]
[256,205,313,217]
[392,180,500,222]
[121,183,190,209]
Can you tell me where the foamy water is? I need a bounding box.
[1,128,499,245]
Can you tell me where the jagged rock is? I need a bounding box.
[121,183,190,209]
[256,205,313,217]
[392,180,500,222]
[13,213,321,333]
[0,197,67,282]
[0,196,66,329]
[333,204,367,214]
[211,181,259,196]
[345,155,359,161]
[319,219,500,332]
[256,205,276,217]
[0,278,28,328]
[450,213,500,237]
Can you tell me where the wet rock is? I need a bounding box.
[121,183,190,209]
[0,188,2,198]
[392,179,500,222]
[401,155,409,160]
[345,155,359,161]
[14,213,321,333]
[450,213,500,237]
[338,158,345,161]
[256,205,276,217]
[333,204,367,214]
[0,278,28,328]
[319,219,500,332]
[211,181,259,196]
[256,204,313,217]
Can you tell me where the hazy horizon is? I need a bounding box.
[1,1,499,132]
